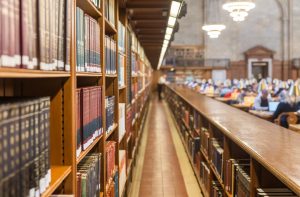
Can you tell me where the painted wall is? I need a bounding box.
[166,0,300,79]
[205,0,282,61]
[172,0,204,45]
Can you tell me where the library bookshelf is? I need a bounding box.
[165,84,300,197]
[0,0,152,196]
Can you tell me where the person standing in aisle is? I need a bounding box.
[158,74,166,100]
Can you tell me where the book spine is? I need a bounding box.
[76,89,82,157]
[14,0,21,68]
[84,14,89,72]
[20,0,30,69]
[1,1,14,67]
[57,0,65,70]
[64,0,72,71]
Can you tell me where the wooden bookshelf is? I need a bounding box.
[105,123,118,140]
[76,0,102,19]
[165,84,300,197]
[0,68,71,78]
[76,72,103,77]
[41,166,72,197]
[105,18,117,34]
[0,0,152,196]
[76,134,103,164]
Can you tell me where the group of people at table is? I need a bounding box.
[184,78,300,129]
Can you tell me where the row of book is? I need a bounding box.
[105,0,115,26]
[76,8,101,73]
[119,103,126,142]
[106,141,116,183]
[118,21,126,54]
[0,97,51,197]
[131,81,138,101]
[76,86,103,157]
[165,88,297,197]
[77,153,101,197]
[118,53,126,88]
[200,161,211,194]
[211,181,224,197]
[0,0,72,71]
[105,96,115,133]
[200,127,210,157]
[105,36,117,75]
[256,188,296,197]
[131,52,138,75]
[210,138,224,181]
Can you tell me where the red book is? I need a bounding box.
[82,88,90,149]
[1,1,13,67]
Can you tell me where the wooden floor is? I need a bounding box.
[138,98,188,197]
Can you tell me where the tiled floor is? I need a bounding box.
[138,98,189,197]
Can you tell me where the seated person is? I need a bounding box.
[253,90,272,111]
[204,83,215,95]
[272,95,297,128]
[236,88,248,104]
[219,85,232,97]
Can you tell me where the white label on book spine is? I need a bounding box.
[2,55,15,67]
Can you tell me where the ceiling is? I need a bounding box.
[125,0,172,69]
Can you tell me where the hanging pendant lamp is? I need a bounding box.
[202,0,226,39]
[223,0,255,22]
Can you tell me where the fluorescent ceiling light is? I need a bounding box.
[165,34,171,40]
[166,27,173,35]
[168,16,176,27]
[170,1,181,17]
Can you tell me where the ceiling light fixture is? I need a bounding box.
[166,27,173,35]
[168,16,176,27]
[202,24,226,39]
[157,0,184,70]
[223,0,255,22]
[202,0,226,39]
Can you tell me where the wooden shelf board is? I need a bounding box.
[76,134,103,164]
[200,148,209,162]
[41,166,72,197]
[76,72,102,77]
[105,18,117,34]
[126,133,132,143]
[0,68,70,78]
[119,132,126,143]
[105,123,118,140]
[118,86,126,90]
[126,159,133,175]
[76,0,102,19]
[105,74,118,78]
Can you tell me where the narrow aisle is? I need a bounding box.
[138,98,189,197]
